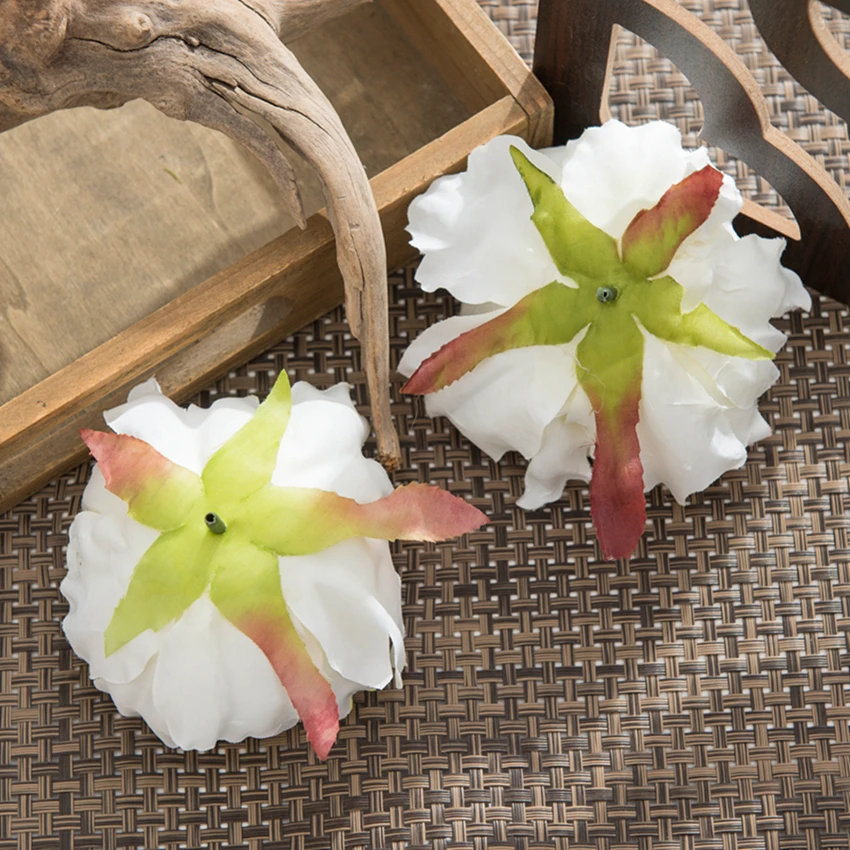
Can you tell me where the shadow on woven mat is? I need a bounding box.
[2,1,850,849]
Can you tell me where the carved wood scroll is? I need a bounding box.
[0,0,401,466]
[749,1,850,127]
[533,0,850,304]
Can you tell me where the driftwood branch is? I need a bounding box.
[0,0,401,466]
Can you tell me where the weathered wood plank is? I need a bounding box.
[383,0,553,146]
[0,95,539,513]
[0,2,469,406]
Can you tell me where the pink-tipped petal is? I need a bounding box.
[351,483,488,542]
[401,320,510,395]
[81,428,203,531]
[241,483,487,556]
[209,544,340,760]
[621,166,724,278]
[402,282,592,395]
[237,611,340,760]
[589,391,646,560]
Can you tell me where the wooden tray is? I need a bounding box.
[0,0,552,513]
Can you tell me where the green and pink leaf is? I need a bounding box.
[82,429,204,531]
[209,543,340,760]
[576,315,647,560]
[202,370,293,511]
[623,276,774,360]
[621,166,724,278]
[104,524,216,656]
[240,483,487,556]
[510,146,622,280]
[587,390,646,560]
[403,281,592,395]
[345,483,487,543]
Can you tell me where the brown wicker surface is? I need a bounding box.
[4,2,850,848]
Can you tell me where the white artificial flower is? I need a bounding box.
[62,374,484,756]
[400,120,810,558]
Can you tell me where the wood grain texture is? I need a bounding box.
[383,0,553,145]
[0,0,406,463]
[0,3,469,405]
[0,94,528,457]
[278,0,371,40]
[533,0,850,303]
[0,0,551,512]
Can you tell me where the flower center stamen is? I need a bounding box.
[596,286,618,303]
[205,513,227,534]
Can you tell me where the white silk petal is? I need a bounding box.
[638,334,749,503]
[518,417,593,510]
[81,467,127,516]
[192,399,259,461]
[425,345,579,461]
[61,512,161,685]
[274,383,392,502]
[150,599,227,750]
[688,235,811,346]
[101,657,169,740]
[459,301,503,316]
[150,598,300,751]
[683,346,780,409]
[106,389,205,472]
[407,135,571,307]
[106,384,257,474]
[724,405,772,447]
[558,120,714,238]
[213,625,300,744]
[368,544,406,684]
[280,539,403,690]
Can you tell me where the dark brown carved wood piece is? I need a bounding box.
[533,0,850,303]
[749,0,850,128]
[0,0,401,466]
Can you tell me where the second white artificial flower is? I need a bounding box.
[62,374,485,757]
[400,120,809,558]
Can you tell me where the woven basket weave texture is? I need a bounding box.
[3,2,850,849]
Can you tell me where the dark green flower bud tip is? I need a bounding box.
[205,513,227,535]
[596,286,619,303]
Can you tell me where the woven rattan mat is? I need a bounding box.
[5,2,850,848]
